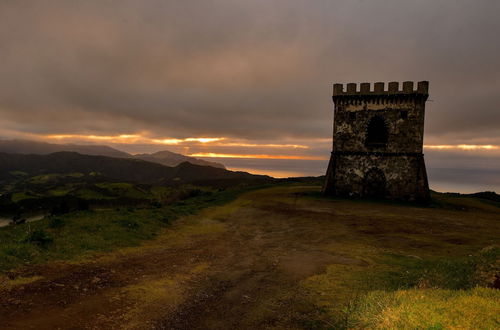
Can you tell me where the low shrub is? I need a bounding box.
[24,229,53,248]
[48,217,65,228]
[50,201,70,216]
[150,201,162,208]
[77,199,90,211]
[120,219,140,229]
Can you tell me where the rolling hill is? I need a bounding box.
[133,150,225,169]
[0,151,269,186]
[0,139,225,169]
[0,139,130,158]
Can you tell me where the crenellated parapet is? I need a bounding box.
[333,81,429,105]
[333,81,428,95]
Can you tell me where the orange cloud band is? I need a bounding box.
[44,134,225,145]
[219,143,308,149]
[424,144,499,150]
[41,133,310,149]
[25,133,500,155]
[189,152,327,160]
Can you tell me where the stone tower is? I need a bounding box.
[323,81,430,202]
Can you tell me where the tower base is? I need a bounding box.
[323,151,430,203]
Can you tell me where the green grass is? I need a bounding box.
[430,191,500,212]
[11,191,37,203]
[346,287,500,329]
[368,247,499,291]
[8,171,28,177]
[28,174,62,184]
[95,182,151,200]
[28,173,84,184]
[47,187,75,196]
[2,183,498,328]
[314,245,500,329]
[321,246,500,329]
[73,187,113,200]
[0,186,256,272]
[294,187,500,329]
[150,186,174,200]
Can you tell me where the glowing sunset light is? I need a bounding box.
[424,144,499,150]
[150,137,224,145]
[185,137,225,143]
[219,143,308,149]
[149,138,185,145]
[46,134,142,141]
[227,167,308,178]
[189,152,327,160]
[40,133,309,149]
[43,134,225,145]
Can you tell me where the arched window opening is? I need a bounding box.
[365,116,388,148]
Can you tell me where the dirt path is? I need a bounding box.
[1,186,498,329]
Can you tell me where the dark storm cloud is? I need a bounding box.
[1,0,499,142]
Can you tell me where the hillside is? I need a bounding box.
[0,139,130,158]
[0,185,498,328]
[0,152,268,186]
[0,139,225,169]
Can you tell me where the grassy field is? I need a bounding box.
[0,185,256,272]
[329,247,500,329]
[345,287,499,329]
[0,184,498,329]
[296,189,500,329]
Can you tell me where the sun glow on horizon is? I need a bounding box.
[189,152,326,160]
[150,137,225,144]
[424,144,499,150]
[40,133,311,149]
[46,134,142,141]
[227,167,309,178]
[44,134,226,145]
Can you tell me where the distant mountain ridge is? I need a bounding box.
[0,139,225,169]
[0,139,129,158]
[0,151,269,186]
[133,150,225,169]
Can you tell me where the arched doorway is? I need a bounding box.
[365,116,388,148]
[363,168,386,197]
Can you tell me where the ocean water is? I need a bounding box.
[212,157,499,194]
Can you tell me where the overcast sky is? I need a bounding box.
[0,0,499,191]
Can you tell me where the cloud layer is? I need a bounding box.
[1,0,499,191]
[1,0,499,144]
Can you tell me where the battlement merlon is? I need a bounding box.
[332,81,429,97]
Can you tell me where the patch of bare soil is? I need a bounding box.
[1,186,498,329]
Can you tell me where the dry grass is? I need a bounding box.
[348,287,500,329]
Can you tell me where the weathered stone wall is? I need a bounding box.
[326,154,428,200]
[334,103,425,153]
[324,81,430,202]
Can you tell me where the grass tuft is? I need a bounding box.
[346,287,500,329]
[23,229,54,248]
